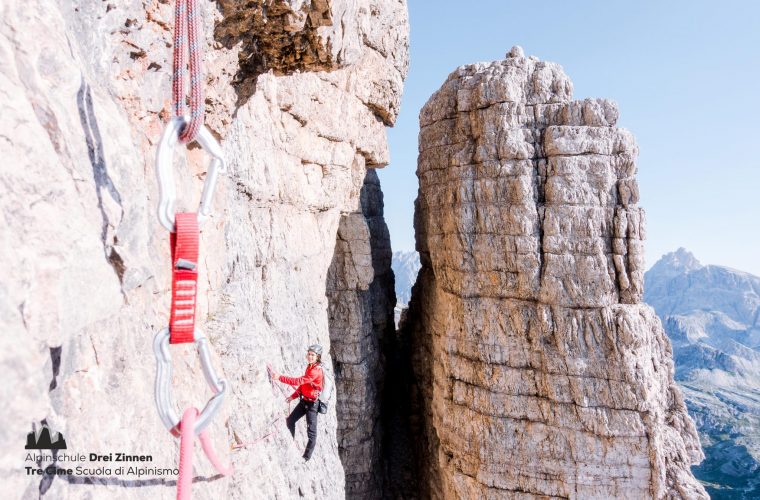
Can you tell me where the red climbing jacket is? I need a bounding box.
[279,363,324,402]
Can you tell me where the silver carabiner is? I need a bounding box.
[155,116,227,232]
[153,327,227,437]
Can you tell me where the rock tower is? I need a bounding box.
[406,46,707,499]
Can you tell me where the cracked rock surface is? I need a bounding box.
[0,0,407,498]
[405,47,707,499]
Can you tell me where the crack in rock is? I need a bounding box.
[76,78,125,286]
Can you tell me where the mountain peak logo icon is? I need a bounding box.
[25,423,67,450]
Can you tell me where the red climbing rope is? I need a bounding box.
[172,0,204,143]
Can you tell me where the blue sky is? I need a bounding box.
[378,0,760,276]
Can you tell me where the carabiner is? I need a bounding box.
[155,116,226,232]
[153,327,227,437]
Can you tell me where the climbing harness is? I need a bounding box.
[152,0,231,498]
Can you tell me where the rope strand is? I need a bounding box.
[172,0,204,143]
[230,370,292,451]
[176,407,233,500]
[176,408,197,500]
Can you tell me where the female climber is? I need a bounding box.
[268,344,324,461]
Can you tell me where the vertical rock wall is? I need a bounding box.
[0,1,407,498]
[407,47,707,499]
[326,169,396,499]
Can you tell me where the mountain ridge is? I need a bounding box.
[645,248,760,499]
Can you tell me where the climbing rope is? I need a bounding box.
[172,0,204,143]
[235,359,333,462]
[177,408,234,500]
[231,415,283,451]
[152,0,231,498]
[230,371,290,451]
[176,408,197,499]
[230,363,334,452]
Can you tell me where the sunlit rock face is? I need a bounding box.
[405,46,707,499]
[0,0,407,498]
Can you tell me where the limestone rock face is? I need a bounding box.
[326,169,396,499]
[0,0,407,498]
[407,47,707,499]
[215,0,409,124]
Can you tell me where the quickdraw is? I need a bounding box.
[152,0,232,498]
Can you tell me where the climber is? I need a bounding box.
[267,344,324,461]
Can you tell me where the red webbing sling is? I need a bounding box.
[169,212,199,344]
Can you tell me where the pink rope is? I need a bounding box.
[230,369,291,451]
[176,407,233,500]
[231,416,284,450]
[176,408,197,500]
[267,363,293,398]
[231,429,276,450]
[199,429,234,475]
[172,0,204,143]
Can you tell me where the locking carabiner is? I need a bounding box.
[153,327,227,437]
[155,116,226,232]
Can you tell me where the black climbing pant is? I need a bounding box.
[286,399,318,460]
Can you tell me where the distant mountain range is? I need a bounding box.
[392,251,421,307]
[393,247,760,498]
[645,248,760,499]
[391,251,421,326]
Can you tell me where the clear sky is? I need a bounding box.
[377,0,760,276]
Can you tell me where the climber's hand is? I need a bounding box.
[267,364,279,379]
